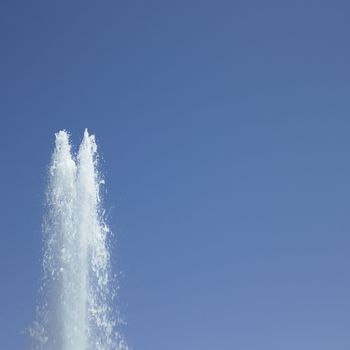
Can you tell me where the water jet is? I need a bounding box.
[30,130,126,350]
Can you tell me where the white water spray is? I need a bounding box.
[31,130,127,350]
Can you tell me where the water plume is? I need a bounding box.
[30,130,127,350]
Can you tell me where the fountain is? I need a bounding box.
[30,130,127,350]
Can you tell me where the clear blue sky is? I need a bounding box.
[0,1,349,349]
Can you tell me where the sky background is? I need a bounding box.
[0,1,350,349]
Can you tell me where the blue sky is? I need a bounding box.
[1,0,350,349]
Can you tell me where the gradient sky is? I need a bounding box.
[1,1,350,349]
